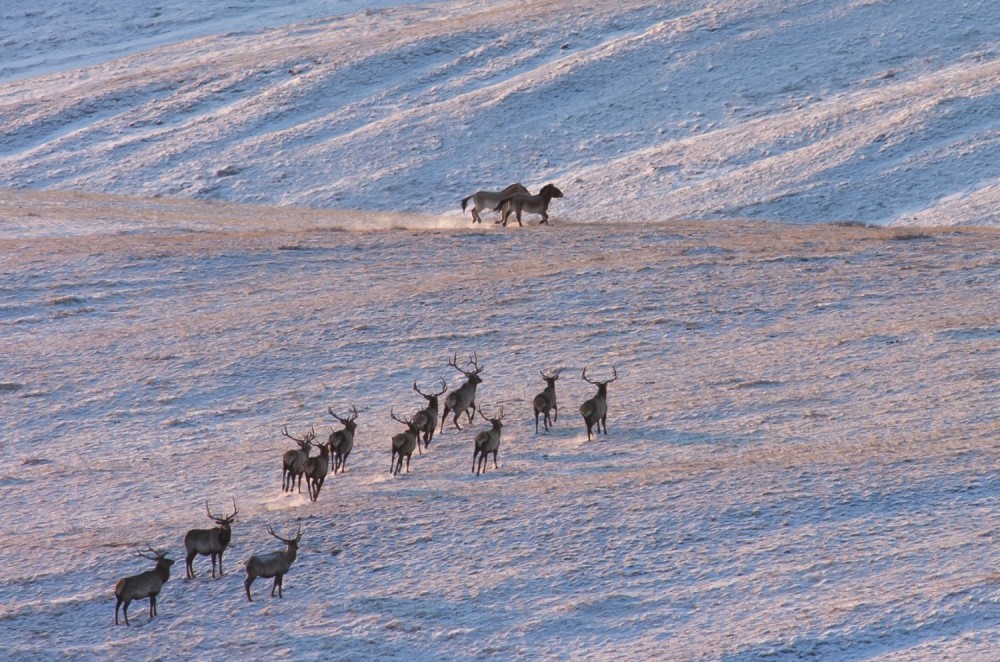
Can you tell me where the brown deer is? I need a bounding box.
[390,409,420,475]
[440,352,485,432]
[532,368,563,433]
[114,545,175,625]
[412,378,447,450]
[305,442,331,502]
[244,525,303,601]
[281,425,315,493]
[580,365,618,440]
[184,498,239,579]
[473,405,505,475]
[327,406,358,474]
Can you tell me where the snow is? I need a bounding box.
[2,0,999,226]
[1,1,999,660]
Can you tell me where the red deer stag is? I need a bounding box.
[184,498,239,579]
[472,405,505,475]
[580,365,618,440]
[327,406,358,474]
[440,353,485,432]
[413,378,447,450]
[281,425,315,493]
[114,545,175,625]
[244,525,303,601]
[532,368,563,433]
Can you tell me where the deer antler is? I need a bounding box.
[448,352,484,377]
[137,543,167,561]
[266,524,302,544]
[328,406,359,424]
[476,404,505,422]
[414,378,448,398]
[540,367,563,380]
[390,408,412,426]
[282,425,313,447]
[583,365,618,385]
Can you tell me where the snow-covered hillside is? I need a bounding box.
[1,190,998,659]
[1,1,999,660]
[2,0,999,225]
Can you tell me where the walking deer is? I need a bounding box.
[472,405,505,475]
[532,368,563,433]
[305,442,331,502]
[580,365,618,440]
[114,545,175,625]
[327,406,358,474]
[244,525,303,601]
[390,409,420,475]
[281,425,315,493]
[413,378,447,450]
[184,498,239,579]
[440,353,485,432]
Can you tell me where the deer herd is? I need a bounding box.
[113,352,617,624]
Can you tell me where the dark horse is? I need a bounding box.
[494,184,564,226]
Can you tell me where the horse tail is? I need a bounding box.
[494,197,513,212]
[461,196,472,213]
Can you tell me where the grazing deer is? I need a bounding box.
[412,378,447,450]
[472,405,505,475]
[184,498,239,579]
[281,425,315,493]
[580,365,618,440]
[532,368,563,433]
[390,409,420,475]
[327,406,358,474]
[114,545,175,625]
[440,352,485,432]
[244,525,303,601]
[305,442,331,502]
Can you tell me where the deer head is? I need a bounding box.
[267,524,303,546]
[206,498,239,528]
[414,378,447,403]
[448,352,484,385]
[281,425,316,450]
[327,405,359,432]
[582,365,618,395]
[476,404,506,430]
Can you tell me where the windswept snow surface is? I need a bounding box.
[0,190,998,659]
[2,0,999,226]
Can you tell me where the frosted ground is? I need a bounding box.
[1,0,999,660]
[2,0,999,226]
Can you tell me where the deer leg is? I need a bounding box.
[115,597,124,625]
[539,212,548,225]
[553,404,558,423]
[186,551,197,579]
[122,599,131,626]
[516,210,523,227]
[493,450,499,469]
[245,575,255,601]
[218,552,224,577]
[601,415,608,435]
[440,406,450,433]
[149,594,156,618]
[534,409,540,433]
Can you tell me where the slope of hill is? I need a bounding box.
[1,191,998,659]
[2,0,998,225]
